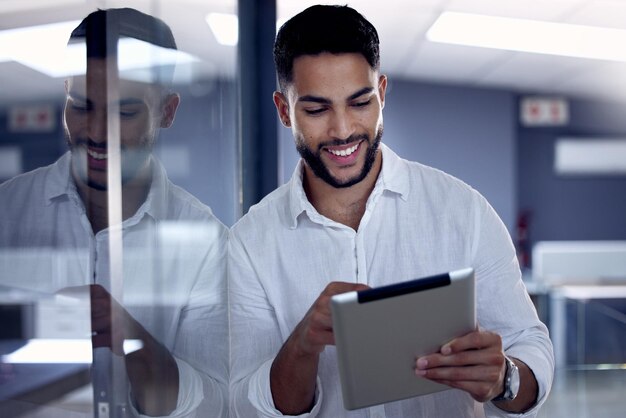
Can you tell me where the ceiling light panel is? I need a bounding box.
[427,12,626,63]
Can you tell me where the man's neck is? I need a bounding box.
[74,171,152,234]
[303,152,382,231]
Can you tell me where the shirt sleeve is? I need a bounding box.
[471,194,554,418]
[170,220,229,418]
[129,357,204,418]
[228,229,323,418]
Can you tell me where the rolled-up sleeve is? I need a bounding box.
[472,195,554,418]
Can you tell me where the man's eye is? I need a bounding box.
[353,100,371,108]
[304,108,326,115]
[120,109,139,118]
[71,103,89,112]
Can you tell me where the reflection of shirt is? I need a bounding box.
[229,144,554,418]
[0,152,228,418]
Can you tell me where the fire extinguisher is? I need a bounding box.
[516,210,531,269]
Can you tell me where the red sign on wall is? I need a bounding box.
[8,105,56,132]
[520,97,569,127]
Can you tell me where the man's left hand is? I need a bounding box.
[415,330,505,403]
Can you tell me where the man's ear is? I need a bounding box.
[378,74,388,109]
[273,91,291,127]
[160,93,181,128]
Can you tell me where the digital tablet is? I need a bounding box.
[330,268,476,410]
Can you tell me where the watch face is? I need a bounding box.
[509,359,520,398]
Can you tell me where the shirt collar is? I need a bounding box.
[136,156,170,222]
[377,143,409,200]
[287,143,410,229]
[44,152,74,203]
[44,151,170,222]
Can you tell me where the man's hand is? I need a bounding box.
[291,282,369,356]
[60,285,179,416]
[415,330,505,402]
[270,281,369,415]
[89,284,141,355]
[415,329,539,413]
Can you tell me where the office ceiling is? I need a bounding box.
[1,0,626,104]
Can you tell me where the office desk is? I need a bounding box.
[0,341,91,417]
[538,367,626,418]
[548,286,626,368]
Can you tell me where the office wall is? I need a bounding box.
[518,97,626,249]
[0,104,66,177]
[279,79,517,231]
[157,80,238,226]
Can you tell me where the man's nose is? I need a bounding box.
[328,109,355,140]
[87,109,108,144]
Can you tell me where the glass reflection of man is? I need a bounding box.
[0,8,227,418]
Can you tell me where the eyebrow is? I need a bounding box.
[298,87,375,105]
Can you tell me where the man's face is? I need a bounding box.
[64,58,179,190]
[275,52,387,188]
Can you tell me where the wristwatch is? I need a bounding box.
[493,355,520,402]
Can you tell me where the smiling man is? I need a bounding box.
[228,5,554,418]
[64,64,178,194]
[0,8,227,418]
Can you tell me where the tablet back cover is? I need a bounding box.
[331,269,475,410]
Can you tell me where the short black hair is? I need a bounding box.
[69,8,177,58]
[68,8,177,85]
[274,5,380,92]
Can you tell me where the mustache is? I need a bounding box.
[316,134,369,152]
[71,138,107,150]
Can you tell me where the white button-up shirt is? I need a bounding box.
[228,144,554,418]
[0,152,228,417]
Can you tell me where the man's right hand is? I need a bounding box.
[270,281,368,415]
[291,281,369,356]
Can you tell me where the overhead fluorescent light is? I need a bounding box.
[204,13,285,45]
[0,20,79,66]
[0,21,198,78]
[206,13,238,46]
[427,11,626,62]
[2,339,142,363]
[0,0,83,14]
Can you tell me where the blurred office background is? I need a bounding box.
[1,0,625,416]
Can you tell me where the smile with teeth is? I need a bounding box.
[327,142,359,157]
[87,148,107,160]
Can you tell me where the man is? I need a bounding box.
[229,5,553,418]
[0,8,227,417]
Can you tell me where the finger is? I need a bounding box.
[324,281,369,296]
[441,330,501,355]
[90,299,111,318]
[317,282,369,317]
[416,364,501,383]
[308,309,334,331]
[89,284,110,299]
[306,329,335,347]
[417,349,502,369]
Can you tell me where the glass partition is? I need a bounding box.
[0,1,236,416]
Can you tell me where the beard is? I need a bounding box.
[66,135,153,191]
[296,125,383,189]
